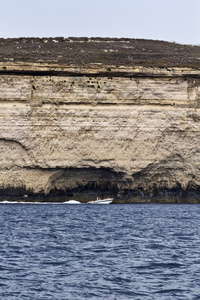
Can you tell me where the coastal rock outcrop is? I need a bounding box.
[0,38,200,202]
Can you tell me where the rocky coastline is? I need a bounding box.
[0,38,200,203]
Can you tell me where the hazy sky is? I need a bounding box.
[1,0,200,45]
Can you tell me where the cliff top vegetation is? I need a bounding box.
[0,37,200,69]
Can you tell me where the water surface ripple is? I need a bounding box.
[0,203,200,299]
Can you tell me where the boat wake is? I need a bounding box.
[64,200,81,204]
[0,197,113,205]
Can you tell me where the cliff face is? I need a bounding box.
[0,61,200,202]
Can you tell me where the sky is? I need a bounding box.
[0,0,200,45]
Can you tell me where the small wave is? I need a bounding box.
[154,288,186,294]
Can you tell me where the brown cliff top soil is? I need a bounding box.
[0,37,200,68]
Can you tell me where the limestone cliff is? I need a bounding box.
[0,38,200,202]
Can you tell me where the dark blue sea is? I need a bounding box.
[0,203,200,299]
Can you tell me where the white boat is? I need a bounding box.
[64,200,81,204]
[87,198,113,204]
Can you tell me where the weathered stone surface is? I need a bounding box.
[0,62,200,202]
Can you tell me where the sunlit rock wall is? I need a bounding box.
[0,63,200,202]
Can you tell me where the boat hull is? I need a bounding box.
[87,198,113,204]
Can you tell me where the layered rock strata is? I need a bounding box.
[0,62,200,202]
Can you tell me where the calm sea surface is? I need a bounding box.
[0,203,200,299]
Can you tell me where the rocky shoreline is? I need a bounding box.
[1,183,200,204]
[0,38,200,203]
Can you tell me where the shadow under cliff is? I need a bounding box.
[1,167,200,203]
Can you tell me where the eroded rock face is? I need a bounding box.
[0,62,200,202]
